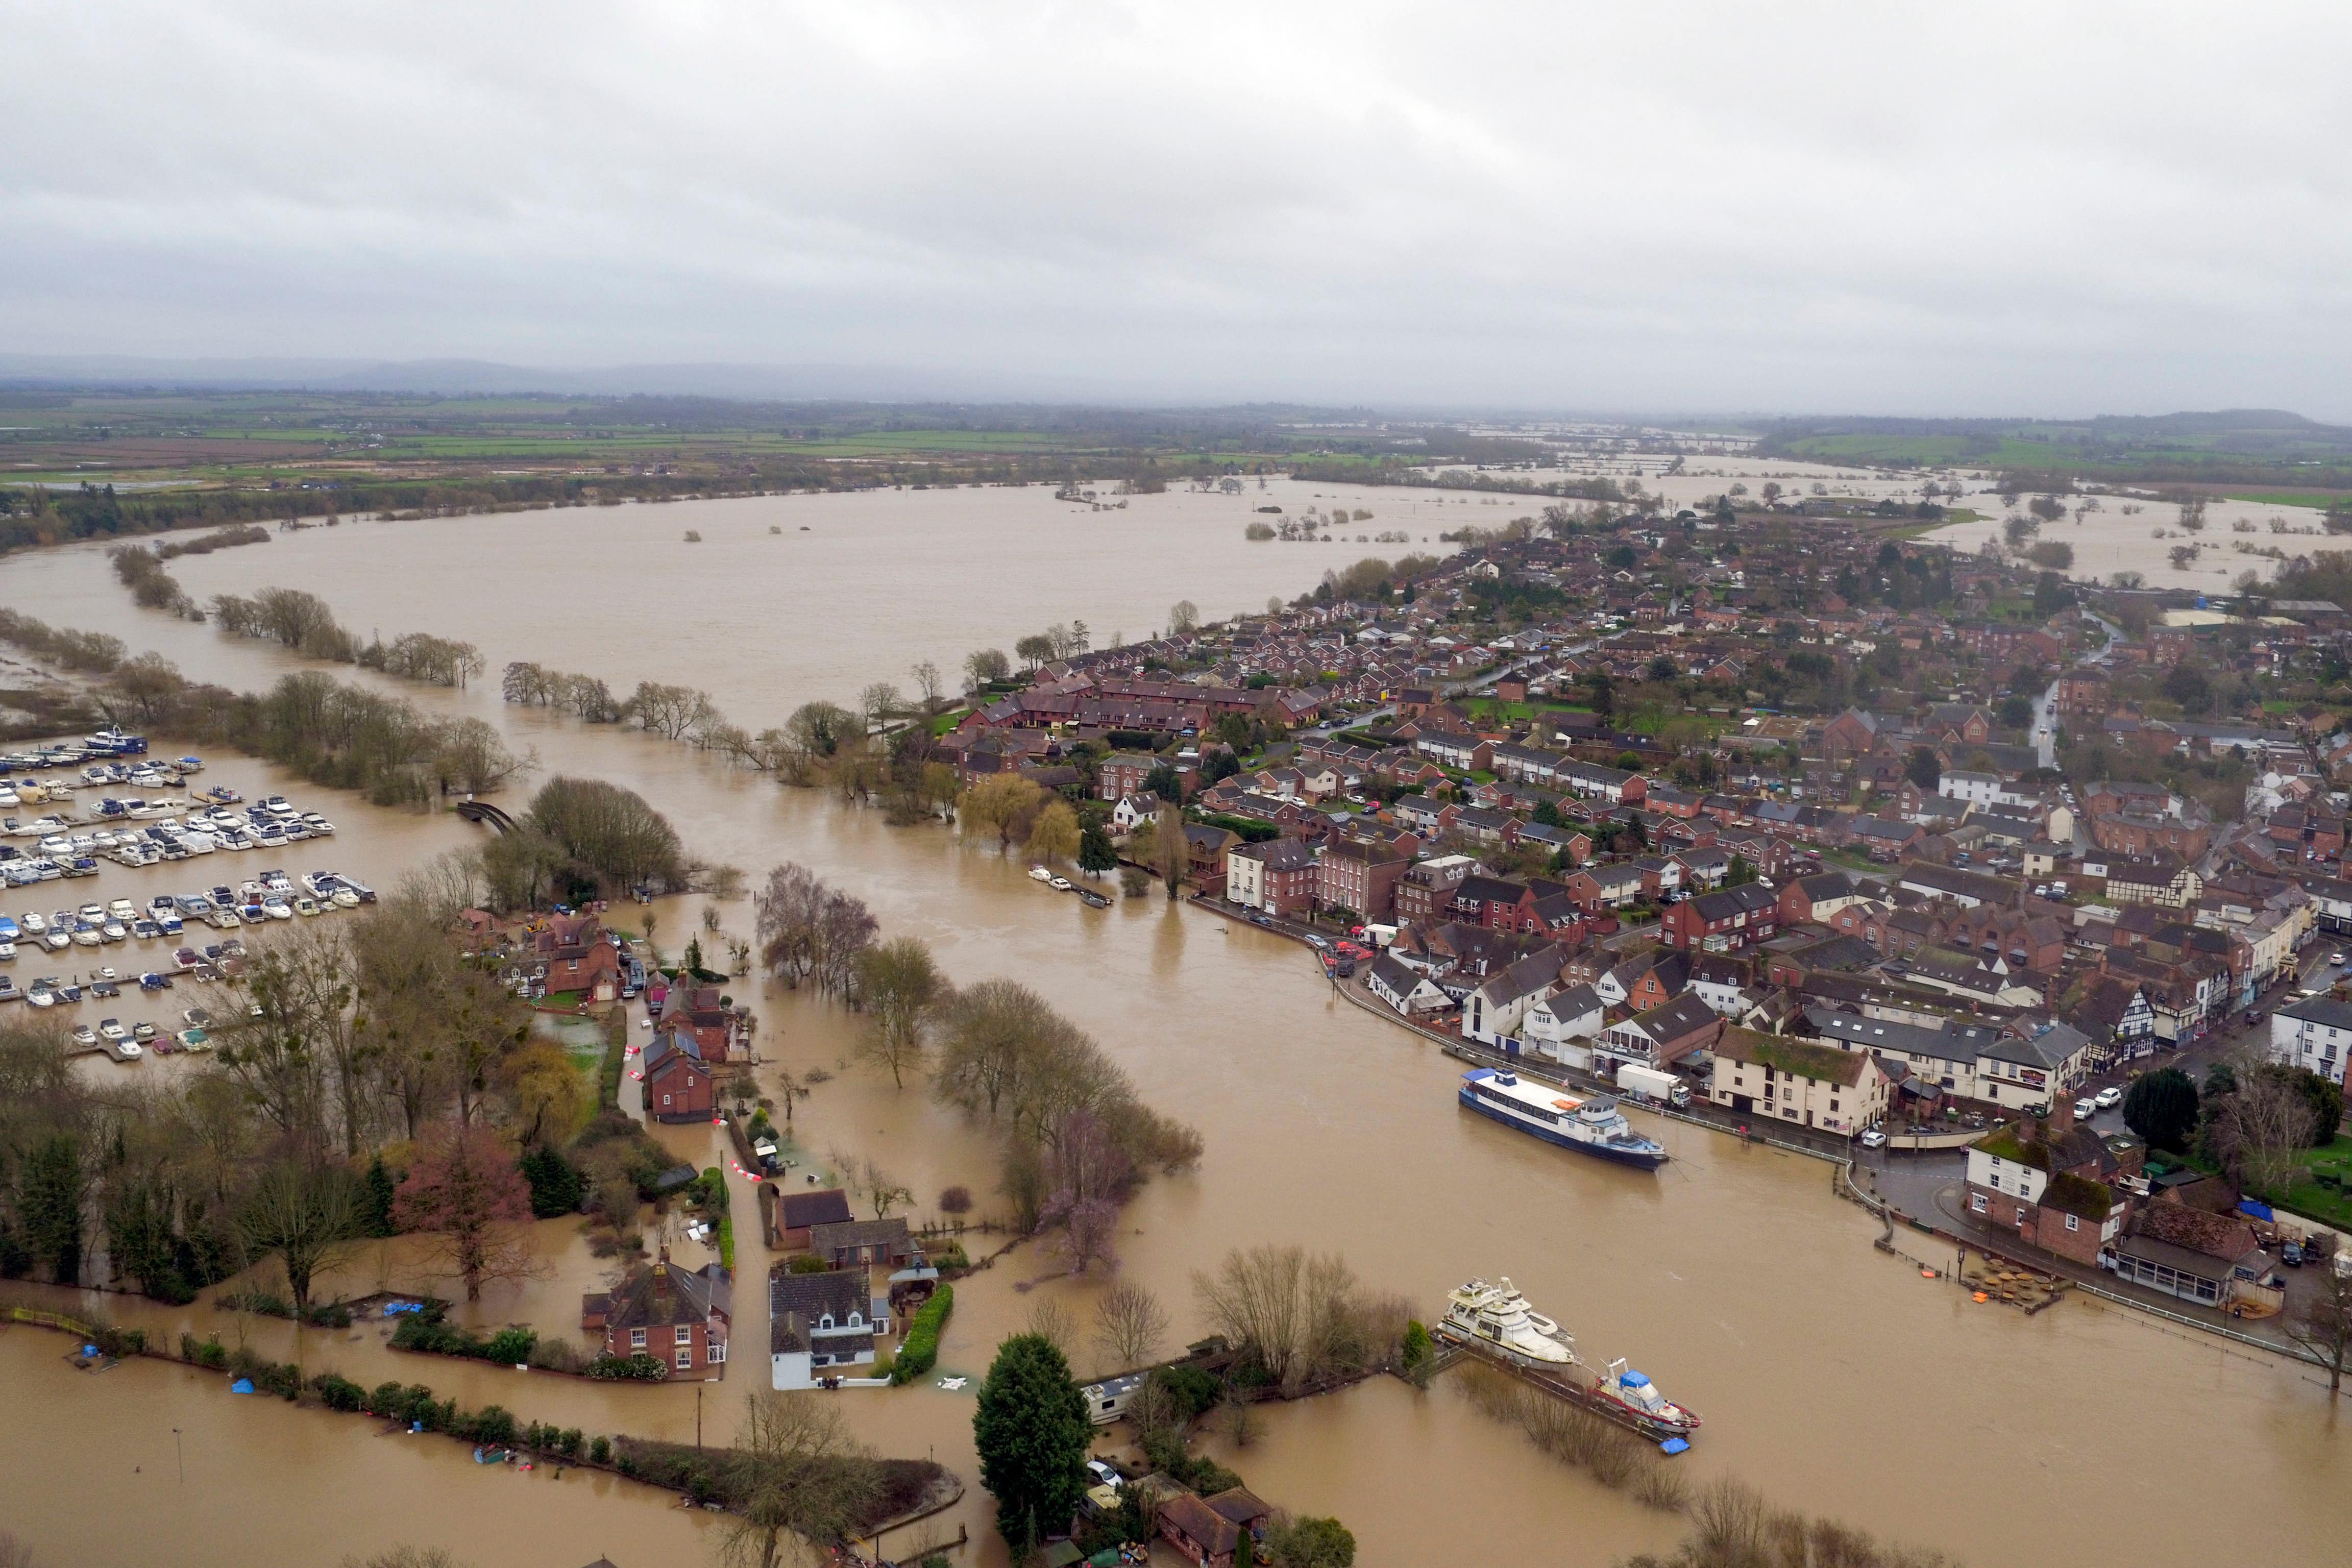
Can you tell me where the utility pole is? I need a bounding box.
[696,1385,703,1451]
[173,1427,183,1483]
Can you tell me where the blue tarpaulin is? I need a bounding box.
[2238,1198,2275,1222]
[230,1378,255,1394]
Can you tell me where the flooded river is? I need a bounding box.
[1,486,2346,1568]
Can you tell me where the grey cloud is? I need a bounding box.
[4,0,2349,414]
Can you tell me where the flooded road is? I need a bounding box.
[1,491,2346,1567]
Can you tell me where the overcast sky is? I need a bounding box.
[5,2,2348,416]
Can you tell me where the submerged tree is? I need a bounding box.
[391,1122,536,1302]
[720,1391,883,1568]
[240,1160,362,1346]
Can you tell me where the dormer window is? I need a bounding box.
[818,1314,834,1330]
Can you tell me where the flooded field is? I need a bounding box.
[0,489,2346,1567]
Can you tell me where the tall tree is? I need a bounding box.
[391,1123,536,1302]
[852,937,946,1089]
[240,1160,361,1352]
[1025,799,1082,867]
[2285,1258,2352,1395]
[2122,1067,2199,1153]
[972,1333,1091,1556]
[1154,806,1188,900]
[1093,1281,1170,1367]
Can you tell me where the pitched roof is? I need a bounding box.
[1158,1494,1241,1558]
[779,1189,854,1230]
[1713,1026,1872,1086]
[768,1264,864,1325]
[604,1257,724,1332]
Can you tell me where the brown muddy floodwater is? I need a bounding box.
[1,491,2347,1568]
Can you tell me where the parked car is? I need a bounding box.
[2095,1086,2123,1110]
[2072,1099,2096,1122]
[1859,1127,1888,1149]
[2283,1240,2307,1267]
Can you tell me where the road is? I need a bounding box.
[2031,609,2123,771]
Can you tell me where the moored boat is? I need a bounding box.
[1457,1067,1668,1170]
[1441,1277,1574,1364]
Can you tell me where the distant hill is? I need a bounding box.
[1755,409,2352,487]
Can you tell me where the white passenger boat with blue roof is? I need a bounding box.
[1458,1066,1668,1170]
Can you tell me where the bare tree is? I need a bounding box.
[240,1160,362,1361]
[1093,1280,1170,1367]
[909,659,944,713]
[1025,1295,1078,1359]
[720,1391,882,1568]
[1168,600,1199,634]
[2285,1258,2352,1394]
[2212,1074,2317,1197]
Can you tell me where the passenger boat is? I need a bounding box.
[1457,1067,1668,1170]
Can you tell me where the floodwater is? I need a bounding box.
[2,487,2347,1568]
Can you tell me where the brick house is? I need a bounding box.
[1964,1120,2130,1267]
[1395,855,1477,925]
[1777,870,1865,927]
[656,981,737,1064]
[583,1248,731,1378]
[1564,863,1645,911]
[1661,883,1779,952]
[778,1188,853,1251]
[1158,1493,1241,1568]
[1316,839,1410,920]
[532,913,621,1001]
[1183,824,1240,888]
[1451,873,1535,929]
[1098,752,1161,801]
[1227,837,1319,917]
[642,1030,714,1124]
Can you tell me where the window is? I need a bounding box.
[630,1328,647,1348]
[709,1341,725,1362]
[1970,1193,1988,1214]
[2065,1214,2079,1232]
[676,1325,693,1346]
[675,1348,692,1369]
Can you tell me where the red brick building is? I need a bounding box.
[643,1030,714,1124]
[1661,883,1779,952]
[533,913,622,1002]
[1317,839,1410,921]
[581,1248,731,1378]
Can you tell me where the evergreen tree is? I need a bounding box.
[1077,824,1119,876]
[973,1333,1090,1555]
[21,1134,85,1284]
[2122,1068,2199,1153]
[520,1145,585,1218]
[362,1155,400,1236]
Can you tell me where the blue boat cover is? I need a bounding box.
[1619,1370,1650,1386]
[1660,1437,1690,1456]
